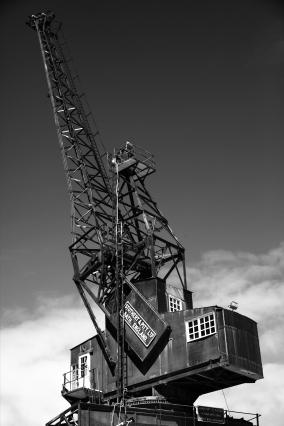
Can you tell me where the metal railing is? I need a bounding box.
[46,403,79,426]
[224,409,261,426]
[47,398,261,426]
[63,367,96,392]
[114,143,156,174]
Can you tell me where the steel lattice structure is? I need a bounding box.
[27,10,188,377]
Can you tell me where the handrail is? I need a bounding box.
[63,367,97,391]
[114,143,156,172]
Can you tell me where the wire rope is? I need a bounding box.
[221,389,230,414]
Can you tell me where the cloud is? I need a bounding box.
[1,244,283,426]
[196,363,284,425]
[0,295,103,426]
[191,243,284,425]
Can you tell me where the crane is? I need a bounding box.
[28,11,263,425]
[27,10,188,402]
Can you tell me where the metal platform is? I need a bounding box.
[46,401,261,426]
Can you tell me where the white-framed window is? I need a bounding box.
[169,295,183,312]
[185,312,216,342]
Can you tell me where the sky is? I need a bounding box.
[0,1,284,425]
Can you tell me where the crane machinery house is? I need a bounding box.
[27,11,263,426]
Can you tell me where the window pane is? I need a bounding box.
[186,312,216,342]
[169,295,183,312]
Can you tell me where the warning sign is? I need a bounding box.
[121,301,157,347]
